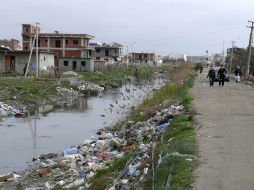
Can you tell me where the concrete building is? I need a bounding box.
[89,42,123,71]
[0,39,22,50]
[162,53,187,63]
[22,24,95,71]
[0,49,54,75]
[129,52,155,66]
[186,56,206,63]
[59,57,94,72]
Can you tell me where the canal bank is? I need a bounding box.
[0,64,197,190]
[0,78,165,175]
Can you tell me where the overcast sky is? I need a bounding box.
[0,0,253,55]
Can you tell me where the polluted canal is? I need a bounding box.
[0,79,165,175]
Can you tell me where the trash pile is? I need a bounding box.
[69,79,104,96]
[0,101,26,117]
[56,86,81,97]
[56,79,104,97]
[0,103,184,190]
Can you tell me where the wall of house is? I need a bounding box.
[0,52,5,73]
[59,58,94,72]
[39,53,55,70]
[12,53,54,75]
[94,61,117,71]
[132,60,156,67]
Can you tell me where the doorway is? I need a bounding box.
[72,61,77,70]
[5,56,15,73]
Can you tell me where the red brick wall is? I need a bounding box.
[65,38,81,48]
[65,50,81,58]
[39,38,48,48]
[54,50,63,57]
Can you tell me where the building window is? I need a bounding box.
[96,49,100,53]
[81,61,86,67]
[144,54,148,58]
[105,50,109,56]
[96,57,100,60]
[45,39,48,43]
[44,56,46,61]
[55,40,61,48]
[65,40,68,45]
[34,39,40,47]
[25,28,29,32]
[64,61,68,66]
[73,40,79,45]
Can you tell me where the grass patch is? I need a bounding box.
[0,77,59,103]
[89,152,134,190]
[80,67,154,86]
[129,72,197,122]
[150,115,196,190]
[141,71,197,190]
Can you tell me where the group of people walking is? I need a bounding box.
[206,64,242,87]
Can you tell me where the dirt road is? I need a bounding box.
[191,67,254,190]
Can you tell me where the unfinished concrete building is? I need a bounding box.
[0,39,22,50]
[22,24,95,72]
[89,42,123,71]
[130,53,156,66]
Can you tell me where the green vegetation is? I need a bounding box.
[143,73,197,190]
[143,115,196,190]
[90,152,134,190]
[80,67,154,86]
[0,77,58,103]
[0,67,154,105]
[130,73,196,122]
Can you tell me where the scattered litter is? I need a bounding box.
[0,102,26,117]
[0,103,184,189]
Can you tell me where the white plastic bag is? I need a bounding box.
[235,75,240,82]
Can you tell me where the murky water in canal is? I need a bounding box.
[0,79,164,174]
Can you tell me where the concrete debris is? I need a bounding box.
[0,103,184,189]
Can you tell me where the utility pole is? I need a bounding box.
[25,31,37,77]
[246,20,254,76]
[230,41,235,73]
[36,23,40,77]
[222,41,225,65]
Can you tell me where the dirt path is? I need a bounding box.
[191,67,254,190]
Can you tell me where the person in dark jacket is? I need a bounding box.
[200,65,203,74]
[207,65,216,87]
[217,65,227,86]
[234,66,242,83]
